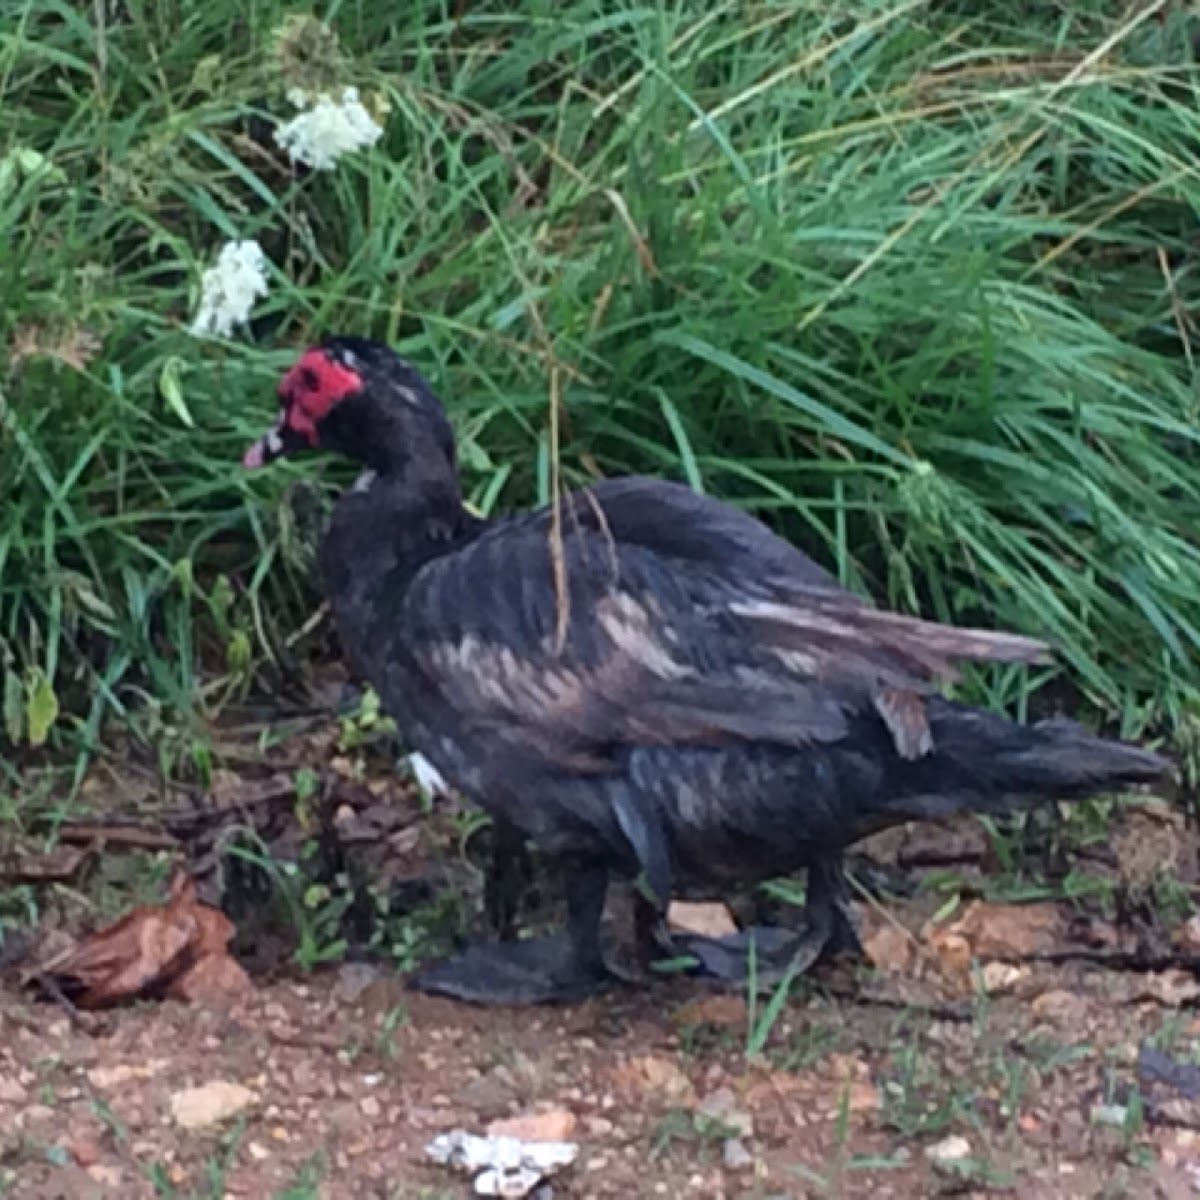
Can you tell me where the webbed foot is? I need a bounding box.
[408,935,612,1006]
[649,860,865,988]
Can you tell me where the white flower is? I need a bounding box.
[274,86,384,171]
[190,240,270,338]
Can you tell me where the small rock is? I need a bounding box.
[667,901,738,939]
[248,1142,270,1162]
[87,1166,122,1187]
[1031,989,1085,1025]
[0,1076,28,1104]
[354,977,410,1021]
[1134,970,1200,1008]
[455,1070,519,1116]
[842,1081,879,1113]
[672,994,747,1030]
[584,1116,614,1137]
[1179,915,1200,954]
[925,1135,971,1166]
[87,1065,143,1090]
[980,962,1025,994]
[698,1088,752,1138]
[617,1056,695,1106]
[722,1139,754,1172]
[170,1081,257,1130]
[487,1109,578,1143]
[68,1138,102,1168]
[360,1096,381,1119]
[1092,1104,1128,1128]
[334,962,383,1004]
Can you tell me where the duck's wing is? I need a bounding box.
[400,481,1051,774]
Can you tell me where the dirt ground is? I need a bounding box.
[4,922,1200,1199]
[3,703,1199,1199]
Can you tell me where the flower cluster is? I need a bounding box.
[190,74,386,338]
[274,87,384,172]
[190,240,270,338]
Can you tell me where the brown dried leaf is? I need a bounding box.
[927,931,972,986]
[10,324,102,372]
[191,902,236,958]
[930,900,1064,960]
[863,924,916,975]
[31,870,248,1010]
[36,873,198,1006]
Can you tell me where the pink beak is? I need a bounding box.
[242,416,286,468]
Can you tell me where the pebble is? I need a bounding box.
[981,962,1025,993]
[1091,1104,1128,1128]
[487,1109,577,1142]
[1030,989,1082,1024]
[87,1065,142,1090]
[360,1096,381,1119]
[699,1088,753,1138]
[925,1134,971,1165]
[171,1081,257,1130]
[454,1071,518,1115]
[723,1139,754,1171]
[0,1076,28,1104]
[68,1138,102,1168]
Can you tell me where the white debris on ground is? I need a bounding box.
[425,1129,578,1198]
[408,751,451,798]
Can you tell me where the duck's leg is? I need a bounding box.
[483,816,532,940]
[648,858,864,987]
[408,858,614,1005]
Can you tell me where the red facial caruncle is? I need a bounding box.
[242,347,363,469]
[279,349,362,443]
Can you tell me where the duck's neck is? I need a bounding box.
[319,454,481,675]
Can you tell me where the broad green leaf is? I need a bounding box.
[25,670,59,747]
[159,357,193,428]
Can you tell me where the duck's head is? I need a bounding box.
[244,336,457,476]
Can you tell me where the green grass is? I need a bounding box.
[3,1,1200,782]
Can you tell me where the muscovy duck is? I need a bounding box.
[243,336,1171,1005]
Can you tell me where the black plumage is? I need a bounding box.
[244,336,1172,1004]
